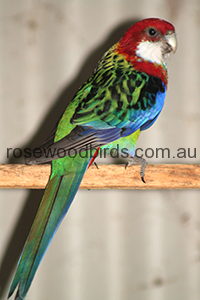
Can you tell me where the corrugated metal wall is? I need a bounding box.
[0,1,200,299]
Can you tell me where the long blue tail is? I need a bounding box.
[8,160,89,300]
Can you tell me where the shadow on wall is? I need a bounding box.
[0,19,139,297]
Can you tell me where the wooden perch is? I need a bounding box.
[0,164,199,189]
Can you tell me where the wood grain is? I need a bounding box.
[0,164,199,189]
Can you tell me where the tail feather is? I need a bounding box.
[8,161,88,300]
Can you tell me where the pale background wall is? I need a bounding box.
[0,1,200,300]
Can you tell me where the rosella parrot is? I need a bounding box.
[8,18,177,299]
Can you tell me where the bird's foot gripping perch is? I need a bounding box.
[125,155,147,183]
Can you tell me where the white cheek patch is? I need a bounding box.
[136,41,163,65]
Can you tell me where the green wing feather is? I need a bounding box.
[26,46,164,165]
[69,47,149,127]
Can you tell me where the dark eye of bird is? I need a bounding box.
[148,28,157,36]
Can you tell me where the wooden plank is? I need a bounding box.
[0,164,199,190]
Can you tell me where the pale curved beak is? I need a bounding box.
[164,32,177,54]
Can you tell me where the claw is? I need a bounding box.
[125,155,147,183]
[94,162,99,169]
